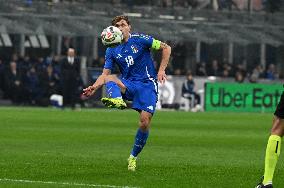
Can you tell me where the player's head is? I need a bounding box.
[112,15,131,41]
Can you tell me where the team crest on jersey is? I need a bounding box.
[131,45,139,53]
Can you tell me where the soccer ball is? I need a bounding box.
[101,26,123,47]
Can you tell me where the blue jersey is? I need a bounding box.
[104,33,157,82]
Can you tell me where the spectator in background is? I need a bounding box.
[222,69,230,78]
[61,48,81,109]
[249,64,265,83]
[35,57,46,74]
[11,54,30,76]
[4,61,27,104]
[235,63,247,77]
[181,71,201,108]
[25,66,42,105]
[207,59,220,76]
[221,62,233,77]
[196,61,207,76]
[41,65,60,102]
[266,63,278,80]
[18,55,32,75]
[235,71,244,83]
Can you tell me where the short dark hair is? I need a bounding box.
[111,15,130,26]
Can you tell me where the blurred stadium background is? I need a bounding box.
[1,1,284,187]
[0,0,283,111]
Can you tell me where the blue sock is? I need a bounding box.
[105,81,122,98]
[131,128,149,157]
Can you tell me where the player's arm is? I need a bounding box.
[83,68,111,97]
[152,39,171,84]
[83,47,115,97]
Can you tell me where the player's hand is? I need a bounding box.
[82,85,96,97]
[158,70,167,84]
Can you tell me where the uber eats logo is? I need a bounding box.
[205,83,283,112]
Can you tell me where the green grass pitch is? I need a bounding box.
[0,107,283,188]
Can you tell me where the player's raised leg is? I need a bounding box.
[128,111,152,171]
[83,73,127,109]
[101,75,127,109]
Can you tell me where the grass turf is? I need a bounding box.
[0,107,283,188]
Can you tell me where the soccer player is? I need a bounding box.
[83,15,171,171]
[255,90,284,188]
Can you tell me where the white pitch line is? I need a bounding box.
[0,178,139,188]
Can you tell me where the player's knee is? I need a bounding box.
[139,117,150,131]
[104,75,126,92]
[271,116,284,136]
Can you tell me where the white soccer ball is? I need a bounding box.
[101,26,123,47]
